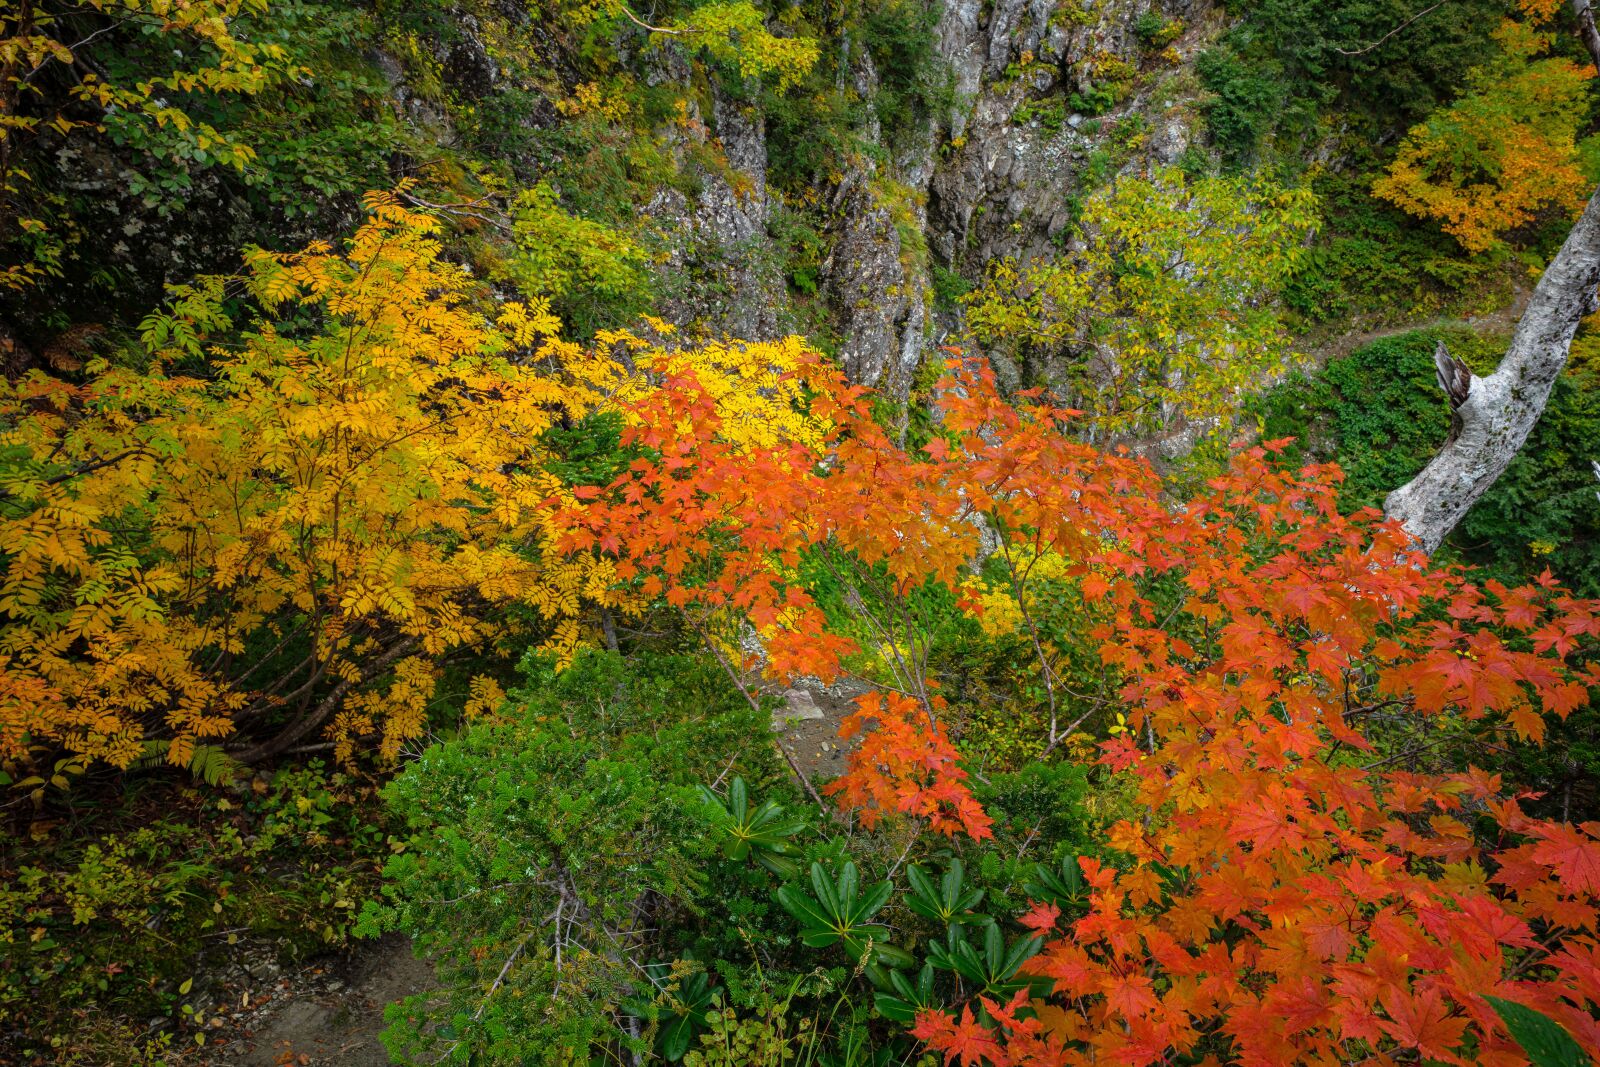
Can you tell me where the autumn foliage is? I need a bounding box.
[0,197,877,771]
[1374,15,1596,252]
[3,183,1599,1063]
[824,692,994,841]
[0,195,627,768]
[549,347,1600,1065]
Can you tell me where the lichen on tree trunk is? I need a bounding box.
[1384,184,1600,552]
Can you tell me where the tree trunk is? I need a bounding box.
[230,635,420,764]
[1384,3,1600,552]
[1383,185,1600,552]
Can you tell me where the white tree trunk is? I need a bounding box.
[1383,185,1600,553]
[1384,4,1600,553]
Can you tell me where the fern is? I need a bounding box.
[130,740,242,786]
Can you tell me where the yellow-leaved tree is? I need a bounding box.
[1373,16,1596,252]
[0,188,830,773]
[963,167,1316,436]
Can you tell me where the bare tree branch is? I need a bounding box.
[230,635,420,763]
[1333,0,1450,57]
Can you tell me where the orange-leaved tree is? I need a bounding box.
[556,352,1600,1065]
[912,446,1600,1066]
[1374,11,1596,253]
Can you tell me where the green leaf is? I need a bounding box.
[853,878,893,925]
[661,1014,693,1061]
[753,852,799,880]
[775,884,834,933]
[811,862,842,916]
[837,861,859,908]
[875,962,937,1023]
[868,942,917,970]
[1484,996,1590,1067]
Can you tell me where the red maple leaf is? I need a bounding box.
[913,1005,1008,1067]
[1379,986,1467,1061]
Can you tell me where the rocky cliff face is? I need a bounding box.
[635,0,1213,406]
[1,0,1215,397]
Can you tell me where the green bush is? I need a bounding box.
[1132,12,1182,50]
[930,264,973,310]
[357,635,1110,1063]
[860,0,955,158]
[759,0,952,190]
[1196,44,1292,165]
[1280,170,1501,322]
[1067,83,1120,117]
[356,650,782,1064]
[501,182,654,334]
[1251,329,1600,597]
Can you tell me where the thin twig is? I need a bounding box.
[1333,0,1450,56]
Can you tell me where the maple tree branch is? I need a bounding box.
[884,818,924,880]
[814,544,934,713]
[992,519,1064,749]
[1503,924,1569,981]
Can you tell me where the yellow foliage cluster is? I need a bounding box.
[965,580,1026,639]
[963,168,1316,434]
[637,333,830,452]
[0,189,824,769]
[566,0,818,91]
[1374,20,1596,252]
[556,80,640,124]
[961,553,1077,639]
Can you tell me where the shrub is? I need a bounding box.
[1132,12,1182,50]
[356,650,781,1064]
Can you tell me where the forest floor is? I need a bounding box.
[189,681,864,1065]
[197,934,431,1066]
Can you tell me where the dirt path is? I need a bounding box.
[1300,285,1531,367]
[197,934,433,1066]
[768,677,872,784]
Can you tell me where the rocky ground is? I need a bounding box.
[176,935,432,1066]
[770,678,871,782]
